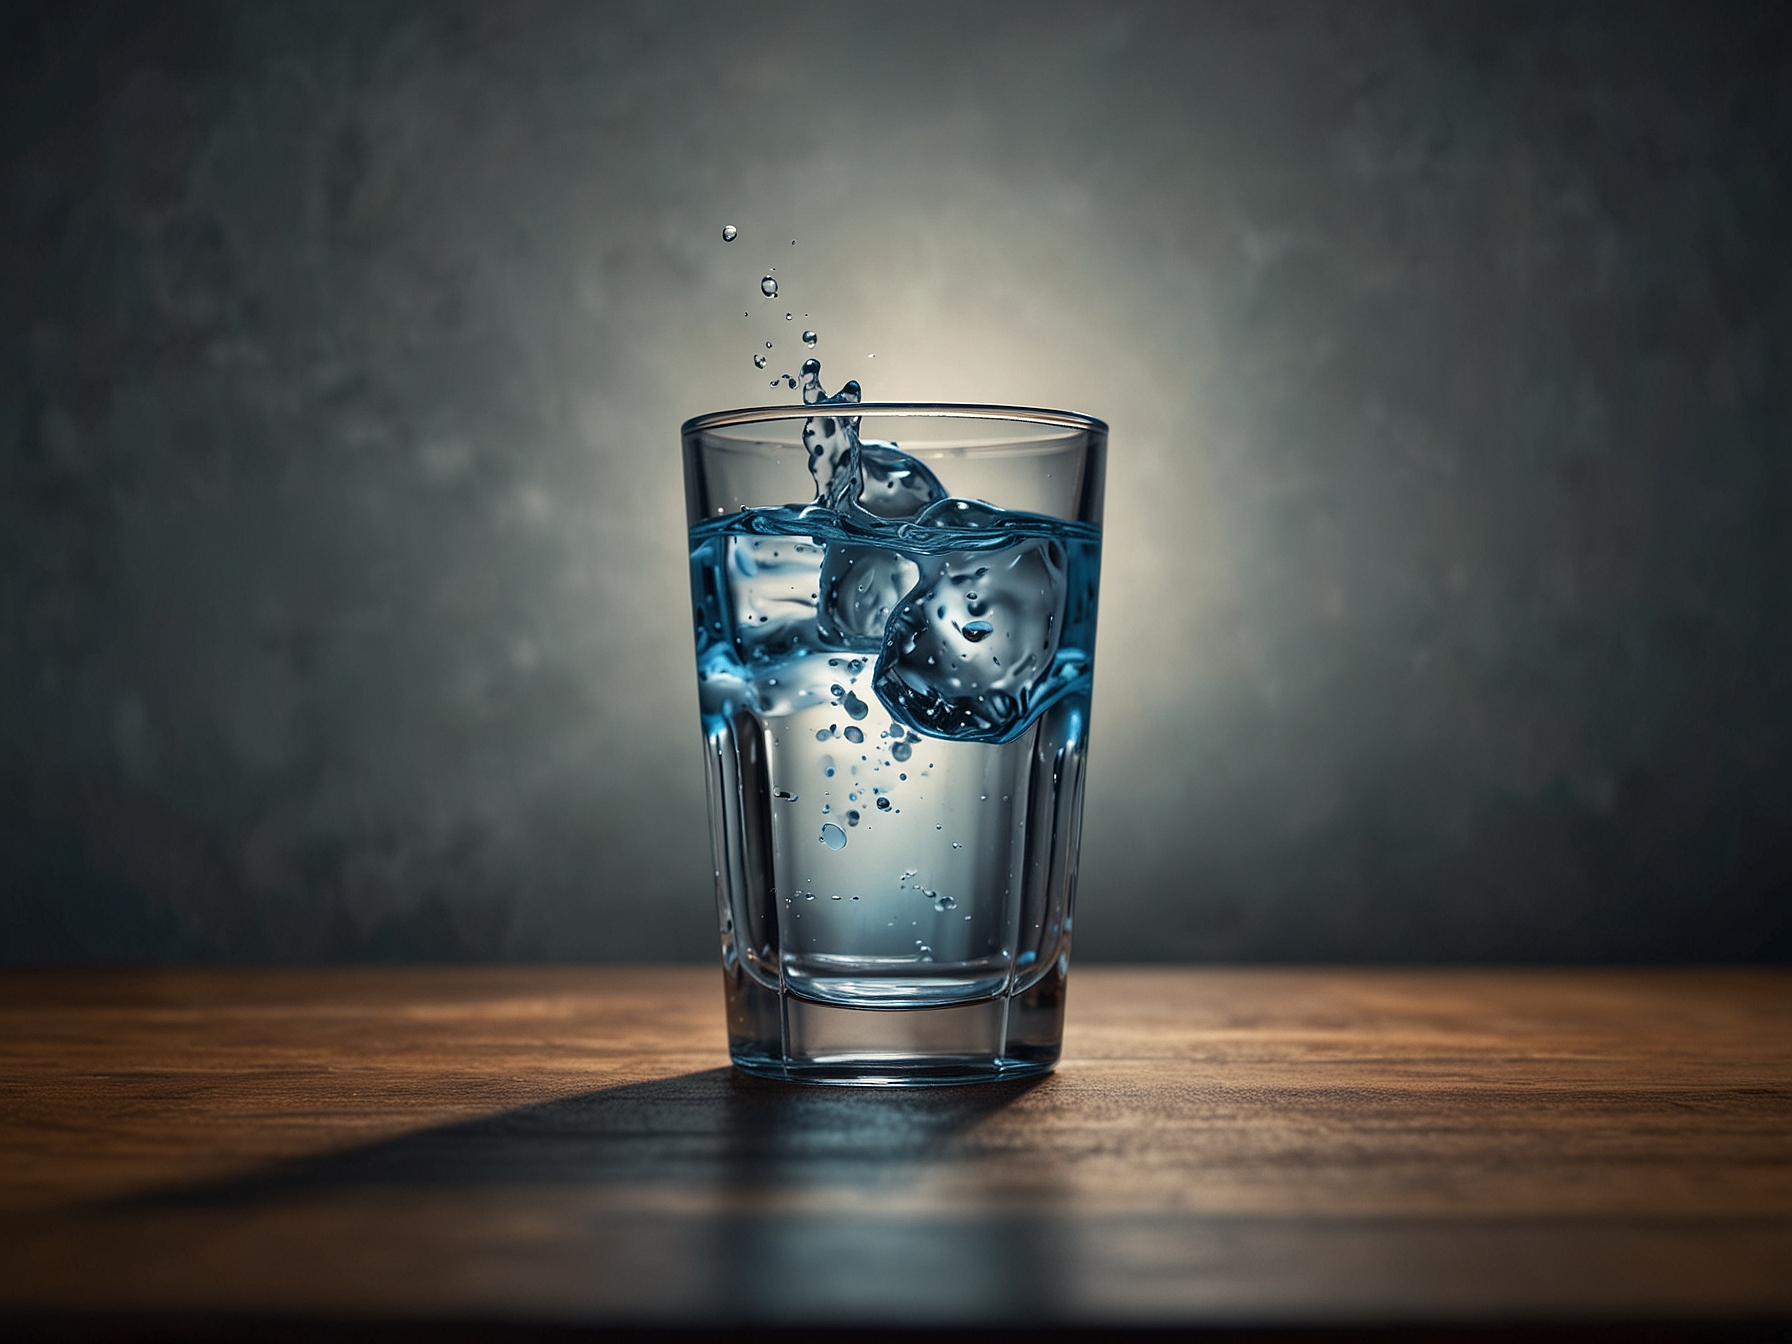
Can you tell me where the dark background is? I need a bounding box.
[3,0,1788,964]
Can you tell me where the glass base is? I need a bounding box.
[721,959,1067,1086]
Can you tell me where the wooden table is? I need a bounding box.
[2,967,1788,1338]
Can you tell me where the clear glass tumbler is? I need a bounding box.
[682,401,1105,1084]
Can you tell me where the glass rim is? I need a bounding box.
[681,401,1108,438]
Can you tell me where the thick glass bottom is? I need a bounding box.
[720,958,1068,1086]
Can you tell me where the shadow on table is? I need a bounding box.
[136,1066,1047,1199]
[104,1068,1070,1324]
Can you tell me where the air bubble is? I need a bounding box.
[820,824,846,850]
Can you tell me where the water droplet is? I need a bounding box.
[802,330,817,347]
[722,224,738,241]
[761,276,778,297]
[960,620,994,642]
[820,824,846,850]
[766,341,773,349]
[843,725,863,744]
[753,354,767,369]
[875,796,891,811]
[802,357,820,376]
[846,809,860,826]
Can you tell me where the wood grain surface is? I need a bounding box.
[1,967,1788,1334]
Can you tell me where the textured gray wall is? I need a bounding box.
[4,1,1788,962]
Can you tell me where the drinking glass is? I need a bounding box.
[682,402,1105,1084]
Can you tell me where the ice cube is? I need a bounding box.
[854,441,946,519]
[873,536,1068,742]
[816,543,918,650]
[812,441,940,647]
[727,535,823,663]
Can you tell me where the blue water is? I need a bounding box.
[691,365,1099,1007]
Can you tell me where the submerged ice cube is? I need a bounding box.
[818,540,918,649]
[727,535,822,661]
[873,534,1068,743]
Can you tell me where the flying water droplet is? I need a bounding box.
[875,796,891,811]
[802,330,817,347]
[785,312,793,320]
[890,740,912,761]
[846,809,860,826]
[754,354,767,369]
[843,725,863,743]
[722,224,738,241]
[820,823,846,850]
[761,276,778,297]
[933,893,957,912]
[766,341,773,349]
